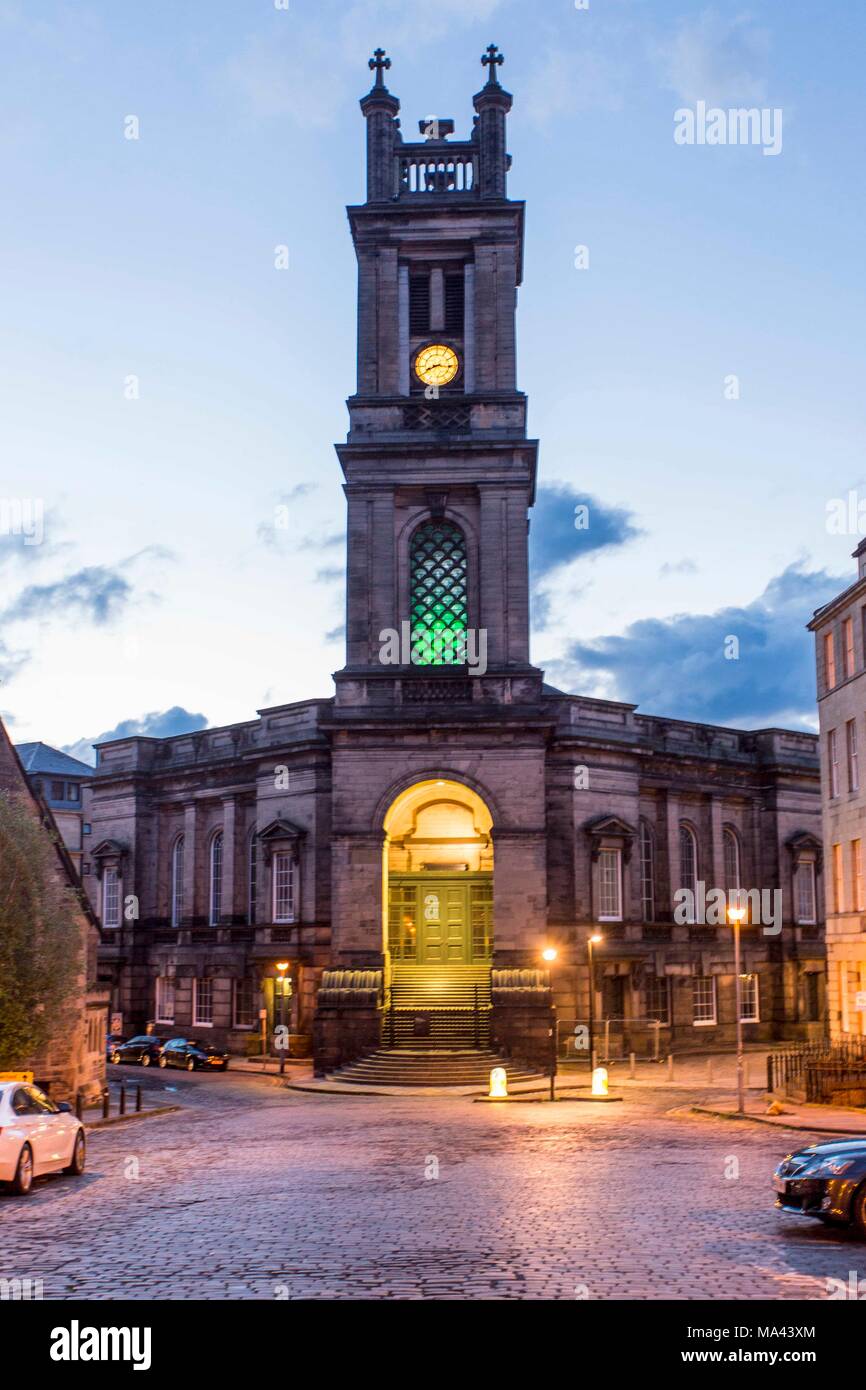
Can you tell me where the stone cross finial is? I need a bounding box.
[481,43,504,85]
[369,48,391,88]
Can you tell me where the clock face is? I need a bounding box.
[414,343,460,388]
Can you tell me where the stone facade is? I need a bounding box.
[84,51,826,1071]
[808,539,866,1039]
[0,719,107,1101]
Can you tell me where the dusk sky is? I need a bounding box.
[1,0,864,759]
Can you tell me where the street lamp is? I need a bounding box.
[542,947,558,1101]
[276,961,290,1076]
[726,907,747,1113]
[587,933,603,1075]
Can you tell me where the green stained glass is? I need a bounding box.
[409,520,468,665]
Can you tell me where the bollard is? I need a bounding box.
[119,1083,126,1116]
[629,1051,636,1080]
[667,1054,674,1082]
[102,1087,109,1120]
[136,1084,142,1113]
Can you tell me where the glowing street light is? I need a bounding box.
[488,1066,508,1099]
[541,947,559,1101]
[726,905,747,1113]
[591,1066,609,1097]
[542,947,558,963]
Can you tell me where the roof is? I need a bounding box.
[14,742,94,778]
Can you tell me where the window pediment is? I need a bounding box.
[583,815,636,862]
[91,839,126,879]
[258,818,305,864]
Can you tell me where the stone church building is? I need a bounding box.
[85,50,826,1075]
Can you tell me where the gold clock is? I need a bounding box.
[414,343,460,388]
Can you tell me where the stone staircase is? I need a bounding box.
[384,963,492,1048]
[327,1047,542,1088]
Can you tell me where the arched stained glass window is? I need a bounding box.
[409,519,468,665]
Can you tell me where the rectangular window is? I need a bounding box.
[272,852,296,924]
[832,843,845,914]
[597,848,622,921]
[193,978,213,1026]
[824,630,837,690]
[804,972,821,1023]
[847,719,860,792]
[853,840,865,913]
[233,978,255,1029]
[692,976,717,1026]
[50,779,65,800]
[639,824,655,922]
[829,729,840,798]
[840,961,851,1034]
[843,617,856,679]
[155,977,175,1024]
[645,975,670,1025]
[740,973,760,1023]
[795,860,817,925]
[66,782,80,802]
[102,868,120,928]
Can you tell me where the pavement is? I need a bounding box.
[3,1060,866,1299]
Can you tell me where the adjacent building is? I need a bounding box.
[15,741,94,876]
[84,50,826,1073]
[0,720,107,1100]
[808,538,866,1039]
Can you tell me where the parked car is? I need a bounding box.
[158,1038,230,1072]
[109,1035,164,1067]
[105,1032,125,1061]
[0,1082,86,1196]
[774,1138,866,1236]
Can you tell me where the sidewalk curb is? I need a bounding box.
[687,1104,864,1136]
[83,1105,181,1130]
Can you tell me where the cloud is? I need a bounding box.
[523,41,628,126]
[0,637,29,687]
[257,486,343,554]
[1,547,173,627]
[653,9,771,107]
[63,706,209,767]
[530,485,642,582]
[2,565,133,625]
[227,0,510,129]
[659,558,698,578]
[547,561,841,729]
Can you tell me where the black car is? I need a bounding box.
[774,1138,866,1235]
[158,1038,230,1072]
[109,1035,164,1067]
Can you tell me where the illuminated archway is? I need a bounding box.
[382,779,494,967]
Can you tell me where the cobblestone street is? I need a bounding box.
[3,1068,866,1300]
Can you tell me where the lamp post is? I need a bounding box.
[587,933,603,1074]
[542,947,558,1101]
[726,907,746,1113]
[276,961,290,1075]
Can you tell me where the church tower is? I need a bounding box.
[321,49,551,1069]
[335,44,540,700]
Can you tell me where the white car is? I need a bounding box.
[0,1082,86,1196]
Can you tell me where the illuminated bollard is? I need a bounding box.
[591,1066,609,1097]
[488,1066,508,1099]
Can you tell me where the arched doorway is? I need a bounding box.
[382,780,494,1046]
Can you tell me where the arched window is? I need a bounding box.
[248,831,258,926]
[679,823,698,921]
[639,820,655,922]
[723,827,741,892]
[171,835,184,928]
[209,831,223,927]
[409,519,468,666]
